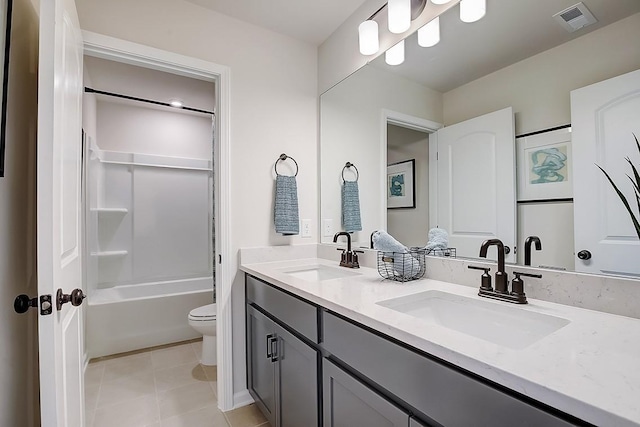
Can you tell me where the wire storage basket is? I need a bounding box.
[426,247,456,258]
[377,249,426,282]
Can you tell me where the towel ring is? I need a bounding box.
[342,162,359,182]
[274,153,299,177]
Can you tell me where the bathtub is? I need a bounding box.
[85,276,214,359]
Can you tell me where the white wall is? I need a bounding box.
[76,0,318,400]
[96,101,212,159]
[320,65,442,245]
[387,125,430,247]
[443,13,640,134]
[0,0,40,424]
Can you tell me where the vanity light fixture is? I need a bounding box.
[460,0,486,23]
[385,40,405,65]
[359,20,380,55]
[169,99,183,108]
[418,16,440,47]
[388,0,412,34]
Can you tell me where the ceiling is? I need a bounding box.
[183,0,370,45]
[371,0,640,92]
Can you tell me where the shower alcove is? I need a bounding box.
[82,56,215,359]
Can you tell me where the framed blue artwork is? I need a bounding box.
[387,159,415,209]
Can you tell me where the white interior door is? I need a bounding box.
[571,69,640,276]
[435,107,516,262]
[37,0,85,425]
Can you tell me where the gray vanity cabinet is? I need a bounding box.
[275,323,318,427]
[246,276,319,427]
[409,417,428,427]
[246,305,277,426]
[323,358,409,427]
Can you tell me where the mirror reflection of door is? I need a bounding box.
[571,69,640,277]
[433,107,516,263]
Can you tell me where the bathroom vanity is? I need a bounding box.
[241,256,640,427]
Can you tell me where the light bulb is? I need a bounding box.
[358,20,379,55]
[431,0,452,4]
[418,16,440,47]
[385,40,405,66]
[388,0,411,34]
[460,0,486,23]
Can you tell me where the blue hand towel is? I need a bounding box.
[342,181,362,232]
[274,175,299,235]
[372,230,420,278]
[425,228,449,251]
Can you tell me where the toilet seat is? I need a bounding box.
[188,303,216,321]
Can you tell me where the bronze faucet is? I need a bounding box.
[471,238,541,304]
[333,232,361,268]
[524,236,542,266]
[479,239,508,293]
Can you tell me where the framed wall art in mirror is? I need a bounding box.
[0,0,13,178]
[387,159,415,209]
[517,126,573,202]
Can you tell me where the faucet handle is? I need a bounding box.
[468,265,492,291]
[353,250,364,254]
[510,271,542,302]
[513,271,542,279]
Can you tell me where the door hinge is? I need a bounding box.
[218,254,222,264]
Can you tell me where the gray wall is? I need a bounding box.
[0,0,40,424]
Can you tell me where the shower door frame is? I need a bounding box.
[81,31,234,410]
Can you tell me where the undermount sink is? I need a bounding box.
[280,264,361,282]
[377,290,570,349]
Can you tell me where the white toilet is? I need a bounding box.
[188,303,217,366]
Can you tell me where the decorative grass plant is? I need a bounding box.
[597,133,640,240]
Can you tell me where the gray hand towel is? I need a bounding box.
[275,175,299,235]
[342,181,362,232]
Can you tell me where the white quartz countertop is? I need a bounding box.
[240,257,640,427]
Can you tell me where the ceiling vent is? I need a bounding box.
[553,2,597,33]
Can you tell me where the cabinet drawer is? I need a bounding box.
[322,311,583,427]
[246,275,318,342]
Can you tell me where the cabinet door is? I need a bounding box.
[323,359,408,427]
[246,306,277,426]
[275,324,319,427]
[410,416,429,427]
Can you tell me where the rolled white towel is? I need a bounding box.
[425,228,449,251]
[372,230,421,278]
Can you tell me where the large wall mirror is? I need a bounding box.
[0,0,13,177]
[320,0,640,277]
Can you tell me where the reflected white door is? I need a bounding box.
[37,0,85,425]
[435,107,516,262]
[571,69,640,276]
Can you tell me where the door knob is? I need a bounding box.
[14,295,38,314]
[56,288,86,311]
[577,250,592,260]
[14,294,53,315]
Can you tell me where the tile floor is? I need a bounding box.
[85,340,270,427]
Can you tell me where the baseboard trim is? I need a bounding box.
[231,389,254,410]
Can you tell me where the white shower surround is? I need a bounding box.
[84,141,214,359]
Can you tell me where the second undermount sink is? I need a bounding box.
[280,264,361,282]
[377,290,570,349]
